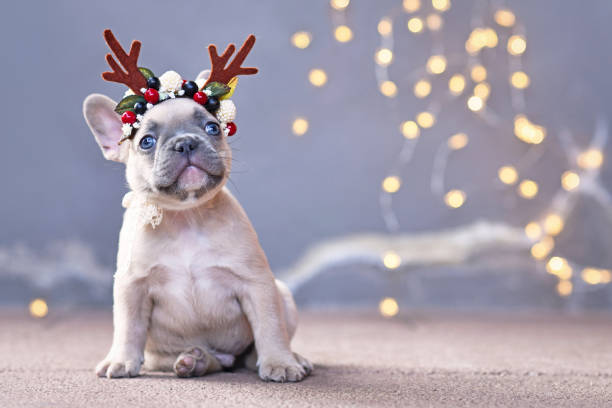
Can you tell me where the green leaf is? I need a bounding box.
[220,77,238,100]
[115,95,146,115]
[138,67,155,80]
[204,81,230,98]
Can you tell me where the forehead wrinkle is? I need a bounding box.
[141,120,159,135]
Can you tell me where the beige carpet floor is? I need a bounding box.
[1,310,612,407]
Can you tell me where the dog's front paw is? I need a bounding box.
[95,353,142,379]
[258,354,310,382]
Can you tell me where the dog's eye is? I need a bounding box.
[139,135,156,150]
[205,122,220,136]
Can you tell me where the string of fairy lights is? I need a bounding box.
[371,0,612,304]
[288,0,612,318]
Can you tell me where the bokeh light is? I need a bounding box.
[334,25,353,42]
[382,251,402,269]
[401,121,420,139]
[379,297,399,317]
[448,133,468,150]
[382,176,401,193]
[380,80,398,97]
[518,179,538,199]
[29,298,48,318]
[413,79,432,98]
[448,74,466,95]
[427,55,447,74]
[498,166,518,185]
[292,117,309,136]
[507,35,527,55]
[308,69,327,87]
[444,189,466,208]
[291,31,312,49]
[416,111,435,128]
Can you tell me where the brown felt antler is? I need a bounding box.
[101,29,147,95]
[205,34,259,86]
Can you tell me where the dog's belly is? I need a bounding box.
[145,263,253,357]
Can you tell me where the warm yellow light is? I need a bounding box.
[467,95,484,112]
[494,9,516,27]
[601,270,612,284]
[530,236,554,260]
[484,28,499,47]
[577,149,604,169]
[510,71,530,89]
[582,268,603,285]
[498,166,518,185]
[557,280,573,297]
[308,69,327,87]
[426,55,447,74]
[546,256,572,280]
[416,111,435,128]
[518,179,538,199]
[448,133,468,150]
[465,39,479,55]
[426,14,443,31]
[514,115,546,144]
[524,222,542,240]
[546,256,566,274]
[334,25,353,42]
[432,0,451,12]
[413,79,432,98]
[473,82,490,100]
[507,35,527,55]
[378,18,393,36]
[407,17,424,33]
[380,80,398,97]
[467,29,487,53]
[561,171,580,191]
[444,189,466,208]
[382,176,401,193]
[403,0,421,13]
[330,0,350,10]
[382,251,402,269]
[291,31,312,49]
[375,48,394,66]
[470,65,487,82]
[544,213,564,236]
[379,297,399,317]
[29,298,48,318]
[448,74,466,95]
[292,118,309,136]
[401,121,420,139]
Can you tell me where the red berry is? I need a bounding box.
[193,91,208,105]
[226,122,237,136]
[144,88,159,103]
[121,111,136,124]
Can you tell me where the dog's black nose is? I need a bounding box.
[173,137,199,153]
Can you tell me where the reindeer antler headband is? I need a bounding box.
[100,29,258,143]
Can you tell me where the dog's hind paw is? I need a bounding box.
[174,347,221,378]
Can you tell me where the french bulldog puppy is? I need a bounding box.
[83,74,312,382]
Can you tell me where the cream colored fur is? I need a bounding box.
[83,93,311,382]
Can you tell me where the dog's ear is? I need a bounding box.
[83,93,129,163]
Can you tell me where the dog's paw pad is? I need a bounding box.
[174,347,209,378]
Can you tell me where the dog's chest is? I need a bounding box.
[143,226,244,330]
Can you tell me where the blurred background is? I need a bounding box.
[2,0,612,317]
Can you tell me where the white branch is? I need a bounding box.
[281,220,530,291]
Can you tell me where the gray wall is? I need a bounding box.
[1,1,612,308]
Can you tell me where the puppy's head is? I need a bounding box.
[83,94,231,210]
